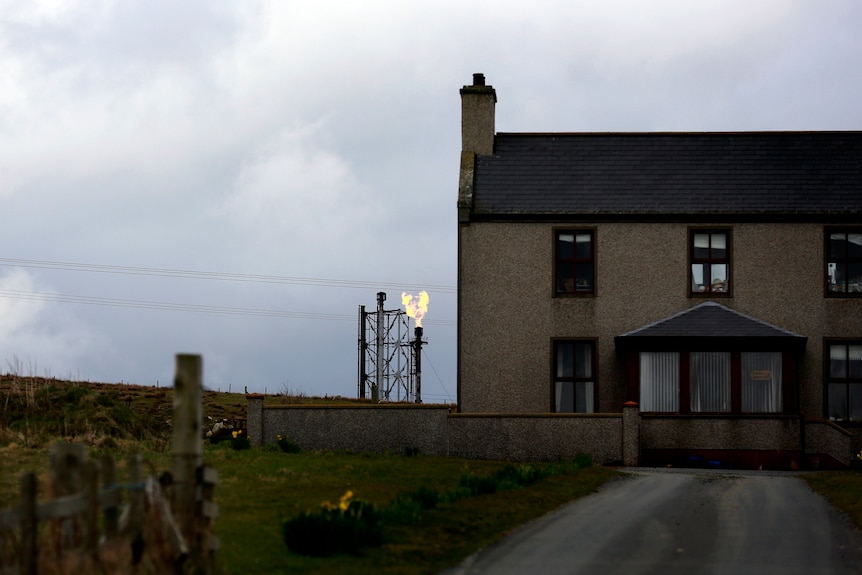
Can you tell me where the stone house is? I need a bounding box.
[457,74,862,469]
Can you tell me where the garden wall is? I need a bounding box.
[246,396,629,464]
[638,414,805,469]
[446,413,623,463]
[250,401,451,456]
[804,418,853,469]
[246,397,851,469]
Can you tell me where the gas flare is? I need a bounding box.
[401,291,429,327]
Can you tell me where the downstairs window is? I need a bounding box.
[640,351,784,414]
[553,340,595,413]
[827,342,862,422]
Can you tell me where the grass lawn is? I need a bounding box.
[803,471,862,531]
[210,445,620,574]
[1,438,620,575]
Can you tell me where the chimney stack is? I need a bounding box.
[460,73,496,156]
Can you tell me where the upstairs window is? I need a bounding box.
[555,230,594,296]
[553,340,595,413]
[826,230,862,296]
[690,230,730,296]
[827,342,862,422]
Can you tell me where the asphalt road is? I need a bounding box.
[442,468,862,575]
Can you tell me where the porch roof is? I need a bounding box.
[614,302,808,351]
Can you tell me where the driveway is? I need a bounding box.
[443,468,862,575]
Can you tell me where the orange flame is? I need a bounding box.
[401,291,429,327]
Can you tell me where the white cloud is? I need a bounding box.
[0,269,47,338]
[0,0,859,394]
[0,269,105,378]
[215,122,382,267]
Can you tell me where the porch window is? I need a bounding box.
[741,352,782,413]
[639,350,786,414]
[827,342,862,422]
[690,352,730,412]
[826,230,862,295]
[640,352,679,412]
[555,230,594,295]
[553,340,595,412]
[690,230,730,295]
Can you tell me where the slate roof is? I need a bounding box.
[472,131,862,217]
[614,302,807,351]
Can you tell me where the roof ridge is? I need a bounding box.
[494,130,862,136]
[618,301,804,338]
[710,302,804,337]
[617,303,708,337]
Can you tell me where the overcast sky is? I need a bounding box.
[1,1,861,400]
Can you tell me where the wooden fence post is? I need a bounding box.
[20,472,37,575]
[172,354,203,558]
[83,459,99,555]
[1,436,216,573]
[127,453,144,562]
[101,455,119,539]
[197,465,219,573]
[49,443,86,549]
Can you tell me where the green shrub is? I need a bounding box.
[276,434,301,453]
[382,494,423,525]
[574,453,593,469]
[404,485,443,510]
[458,473,499,496]
[457,463,552,497]
[494,463,547,489]
[230,430,251,450]
[282,491,384,556]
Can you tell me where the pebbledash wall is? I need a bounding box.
[246,395,632,464]
[245,396,851,468]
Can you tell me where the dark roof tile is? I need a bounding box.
[614,302,808,351]
[472,132,862,216]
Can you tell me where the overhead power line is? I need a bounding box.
[0,288,456,325]
[0,257,457,294]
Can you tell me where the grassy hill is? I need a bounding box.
[0,374,399,448]
[0,374,253,447]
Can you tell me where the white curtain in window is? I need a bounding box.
[830,344,862,378]
[555,381,573,412]
[851,345,862,378]
[555,381,595,413]
[691,352,731,412]
[578,381,595,413]
[640,352,679,412]
[741,352,782,413]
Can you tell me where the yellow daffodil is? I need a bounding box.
[338,491,353,511]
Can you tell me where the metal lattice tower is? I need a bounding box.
[357,292,425,403]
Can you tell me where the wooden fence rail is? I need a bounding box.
[0,354,217,575]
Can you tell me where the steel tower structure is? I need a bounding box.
[357,292,425,403]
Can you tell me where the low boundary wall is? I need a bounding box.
[246,397,852,468]
[251,402,451,456]
[246,396,632,464]
[804,418,853,469]
[447,413,623,463]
